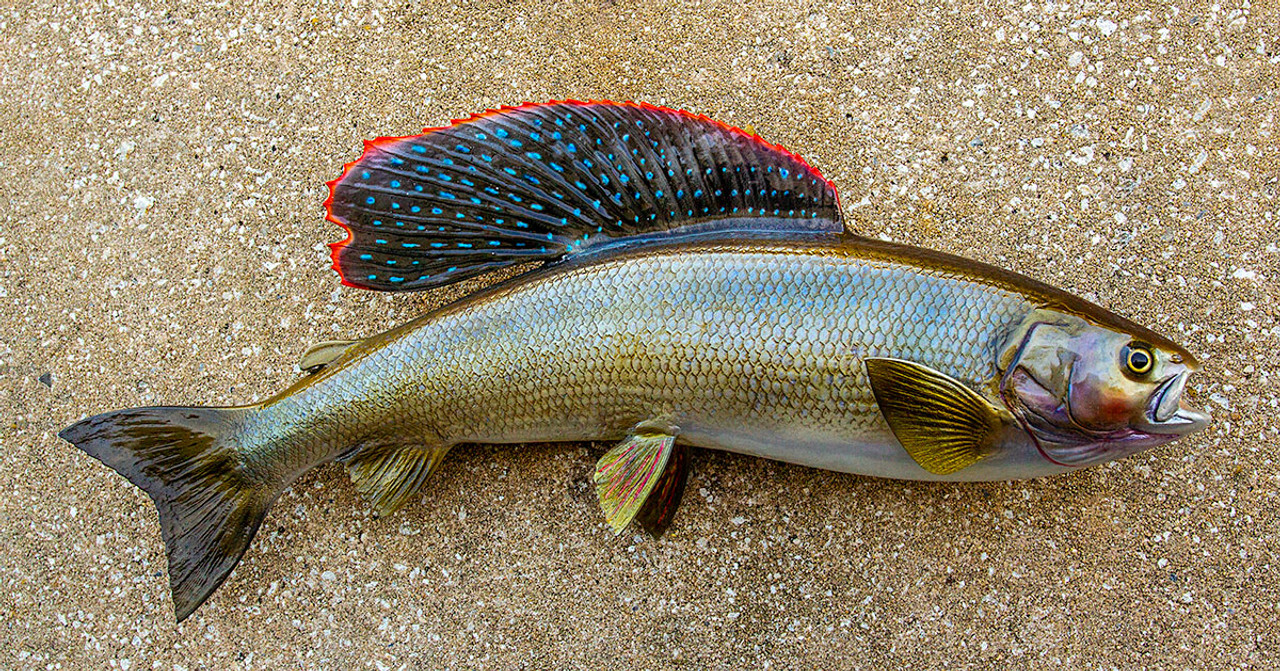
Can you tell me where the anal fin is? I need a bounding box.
[593,426,680,534]
[340,442,450,516]
[865,357,1010,475]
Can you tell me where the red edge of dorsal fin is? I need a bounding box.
[324,137,419,289]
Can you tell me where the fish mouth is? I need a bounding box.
[1143,371,1210,436]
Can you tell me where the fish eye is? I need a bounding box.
[1122,343,1154,377]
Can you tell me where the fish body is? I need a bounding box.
[249,233,1059,483]
[59,102,1209,621]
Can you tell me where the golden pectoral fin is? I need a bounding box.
[865,357,1009,476]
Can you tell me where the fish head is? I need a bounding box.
[1001,311,1209,468]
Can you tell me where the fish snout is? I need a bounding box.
[1144,371,1210,436]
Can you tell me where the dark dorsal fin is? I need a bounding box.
[325,100,843,291]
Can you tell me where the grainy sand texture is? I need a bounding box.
[2,0,1277,668]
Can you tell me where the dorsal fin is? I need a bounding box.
[325,100,843,291]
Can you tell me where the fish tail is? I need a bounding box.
[59,405,280,622]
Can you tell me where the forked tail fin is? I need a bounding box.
[59,406,278,622]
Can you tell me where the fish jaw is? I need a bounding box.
[995,307,1210,470]
[1145,371,1211,432]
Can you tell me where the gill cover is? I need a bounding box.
[1000,310,1209,467]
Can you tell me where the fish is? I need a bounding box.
[59,100,1210,622]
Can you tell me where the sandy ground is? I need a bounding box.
[2,0,1277,668]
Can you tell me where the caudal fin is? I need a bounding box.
[59,406,276,622]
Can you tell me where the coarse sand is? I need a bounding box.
[2,0,1277,668]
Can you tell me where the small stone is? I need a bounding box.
[38,372,52,388]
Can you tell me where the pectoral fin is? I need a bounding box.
[299,340,359,374]
[865,357,1008,475]
[593,428,680,535]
